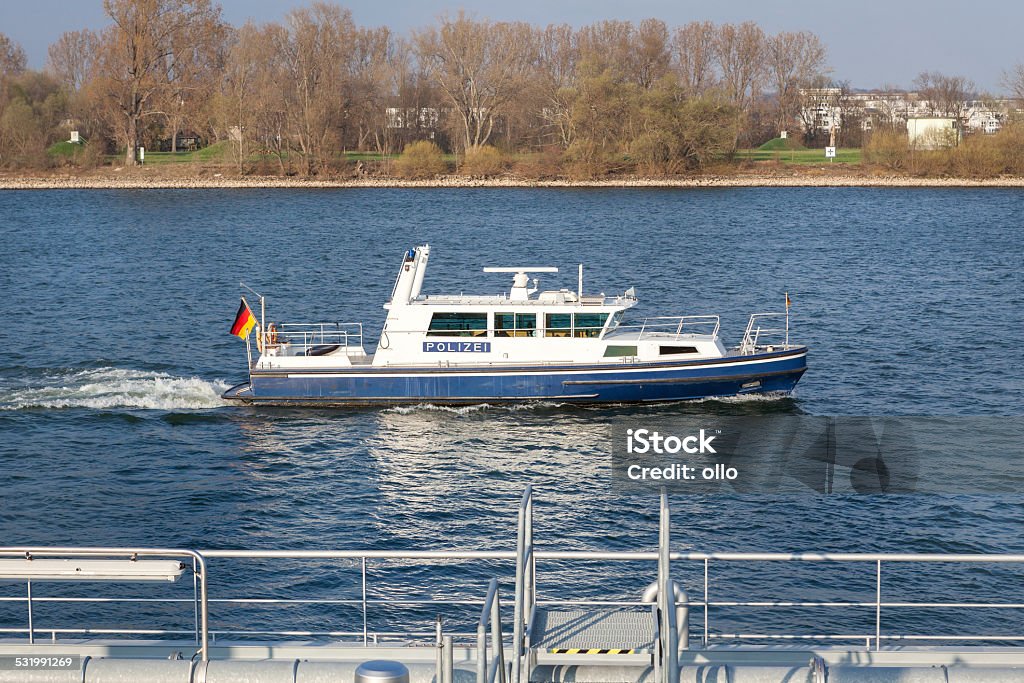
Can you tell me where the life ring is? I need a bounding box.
[266,323,278,346]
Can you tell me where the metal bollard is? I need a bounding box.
[356,660,411,683]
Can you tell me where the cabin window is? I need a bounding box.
[607,310,624,331]
[604,345,638,357]
[659,345,699,355]
[544,313,573,337]
[427,312,488,337]
[545,313,609,338]
[495,313,537,337]
[573,313,609,338]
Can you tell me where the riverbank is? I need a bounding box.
[3,170,1024,189]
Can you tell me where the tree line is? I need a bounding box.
[1,0,1022,175]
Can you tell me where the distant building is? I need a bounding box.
[799,87,842,133]
[907,118,961,149]
[386,107,440,130]
[964,101,1006,134]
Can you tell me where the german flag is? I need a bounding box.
[230,298,257,340]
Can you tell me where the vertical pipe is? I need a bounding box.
[785,293,790,348]
[703,559,709,648]
[652,608,661,683]
[362,557,369,646]
[193,557,200,646]
[658,489,678,683]
[260,297,266,352]
[443,635,454,683]
[526,493,534,624]
[477,623,487,683]
[875,560,882,651]
[511,487,529,683]
[193,552,209,662]
[493,599,506,683]
[436,616,443,683]
[578,264,583,298]
[26,580,33,644]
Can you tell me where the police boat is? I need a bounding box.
[222,245,807,406]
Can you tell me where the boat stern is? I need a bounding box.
[222,381,255,403]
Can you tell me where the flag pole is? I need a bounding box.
[240,282,265,352]
[785,292,790,348]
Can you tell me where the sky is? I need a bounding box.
[1,0,1020,93]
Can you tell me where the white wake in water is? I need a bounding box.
[383,401,568,416]
[2,368,229,411]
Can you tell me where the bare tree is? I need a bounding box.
[272,3,361,173]
[632,19,671,90]
[575,20,668,89]
[713,22,766,112]
[671,22,717,97]
[416,13,535,151]
[346,26,394,152]
[867,84,910,132]
[212,23,266,171]
[0,33,27,79]
[387,37,444,154]
[766,30,827,134]
[47,30,101,93]
[532,23,578,148]
[94,0,225,165]
[1002,63,1024,105]
[913,71,975,125]
[159,13,228,152]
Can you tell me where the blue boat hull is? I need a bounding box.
[222,348,807,406]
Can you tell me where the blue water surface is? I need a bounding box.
[0,187,1022,644]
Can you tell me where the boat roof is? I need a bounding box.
[410,293,637,308]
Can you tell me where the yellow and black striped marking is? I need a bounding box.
[548,648,635,655]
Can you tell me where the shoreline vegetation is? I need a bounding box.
[4,4,1024,191]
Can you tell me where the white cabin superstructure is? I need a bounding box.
[372,245,726,367]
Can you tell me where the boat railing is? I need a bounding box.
[616,315,720,341]
[738,312,792,354]
[478,579,507,683]
[4,492,1024,653]
[269,322,364,355]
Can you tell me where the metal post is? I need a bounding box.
[443,635,454,683]
[362,557,369,646]
[260,296,266,352]
[703,559,709,648]
[477,621,487,683]
[578,264,583,298]
[492,598,506,683]
[785,293,790,348]
[525,492,534,621]
[875,560,882,651]
[188,550,209,662]
[436,616,443,683]
[26,580,33,644]
[652,605,661,683]
[658,489,678,683]
[511,486,530,683]
[193,557,200,646]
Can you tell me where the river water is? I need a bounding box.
[0,187,1022,644]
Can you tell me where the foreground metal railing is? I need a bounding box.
[3,493,1024,656]
[478,579,507,683]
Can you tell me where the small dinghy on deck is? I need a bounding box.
[222,245,807,406]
